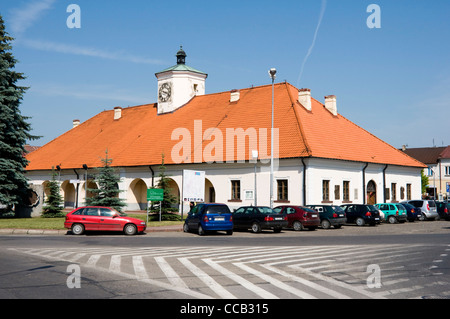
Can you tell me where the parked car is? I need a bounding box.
[340,204,381,226]
[64,206,146,235]
[374,203,407,224]
[274,206,320,231]
[436,201,450,221]
[400,202,422,222]
[307,205,346,229]
[183,203,233,236]
[404,200,438,221]
[233,206,288,233]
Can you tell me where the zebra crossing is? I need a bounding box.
[9,244,450,299]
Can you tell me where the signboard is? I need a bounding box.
[182,170,205,202]
[147,188,164,202]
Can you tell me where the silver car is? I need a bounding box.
[405,200,438,221]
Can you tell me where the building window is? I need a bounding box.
[400,186,405,200]
[406,184,412,200]
[231,180,240,200]
[343,181,350,201]
[334,185,340,200]
[427,167,434,176]
[446,167,450,176]
[322,180,330,202]
[391,183,397,201]
[277,179,288,201]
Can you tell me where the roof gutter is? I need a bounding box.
[301,158,307,206]
[362,163,369,204]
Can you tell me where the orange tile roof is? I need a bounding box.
[26,82,425,171]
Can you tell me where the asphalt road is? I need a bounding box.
[0,220,449,305]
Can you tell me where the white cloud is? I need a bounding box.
[21,38,165,65]
[9,0,56,36]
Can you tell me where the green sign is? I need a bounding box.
[147,188,164,201]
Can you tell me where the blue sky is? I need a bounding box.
[2,0,450,148]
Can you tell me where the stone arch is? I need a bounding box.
[367,180,377,205]
[61,180,76,208]
[128,178,148,210]
[205,178,216,203]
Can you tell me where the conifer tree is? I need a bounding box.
[85,150,126,212]
[0,15,38,214]
[42,168,64,218]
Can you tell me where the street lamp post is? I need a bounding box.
[268,68,277,208]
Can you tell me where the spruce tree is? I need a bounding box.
[0,15,38,214]
[42,168,64,218]
[85,150,126,213]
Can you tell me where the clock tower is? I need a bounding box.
[155,46,208,114]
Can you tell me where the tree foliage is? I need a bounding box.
[85,150,126,212]
[0,15,39,214]
[42,168,64,218]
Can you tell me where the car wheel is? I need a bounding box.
[124,224,137,236]
[334,224,342,229]
[198,224,205,236]
[321,219,331,229]
[293,221,303,231]
[356,217,365,226]
[71,223,84,235]
[183,223,189,233]
[251,222,262,233]
[226,229,233,235]
[273,227,282,233]
[388,216,397,224]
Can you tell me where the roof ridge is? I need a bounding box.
[283,82,312,156]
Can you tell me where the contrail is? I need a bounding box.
[297,0,327,87]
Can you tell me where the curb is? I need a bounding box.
[0,225,183,235]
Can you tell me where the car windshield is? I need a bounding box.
[366,205,377,211]
[301,207,317,213]
[428,201,436,207]
[206,205,231,214]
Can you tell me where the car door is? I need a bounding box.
[98,207,122,231]
[285,207,297,227]
[232,207,246,228]
[345,205,356,223]
[81,207,100,231]
[187,205,202,230]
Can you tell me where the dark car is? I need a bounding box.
[436,201,450,221]
[64,206,146,235]
[233,206,288,233]
[183,203,233,236]
[400,202,422,222]
[340,204,380,226]
[274,206,320,231]
[307,205,347,229]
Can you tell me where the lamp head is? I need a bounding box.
[268,68,277,79]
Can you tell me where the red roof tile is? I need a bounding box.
[26,82,425,171]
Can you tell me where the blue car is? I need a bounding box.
[400,202,422,222]
[183,203,233,236]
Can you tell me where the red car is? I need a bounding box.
[64,206,146,235]
[274,206,321,231]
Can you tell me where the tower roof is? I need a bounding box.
[155,46,207,76]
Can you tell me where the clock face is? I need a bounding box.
[159,82,172,102]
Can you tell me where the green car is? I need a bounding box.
[375,203,407,224]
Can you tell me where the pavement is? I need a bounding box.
[0,224,183,235]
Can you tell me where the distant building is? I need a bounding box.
[25,48,426,212]
[401,146,450,200]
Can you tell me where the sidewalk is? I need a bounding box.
[0,224,183,235]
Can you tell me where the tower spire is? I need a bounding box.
[176,45,186,65]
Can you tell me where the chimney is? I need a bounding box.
[324,95,337,116]
[230,89,240,103]
[73,119,80,128]
[298,88,311,111]
[114,107,122,120]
